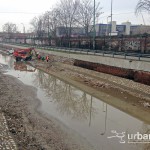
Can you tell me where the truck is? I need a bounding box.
[13,47,36,61]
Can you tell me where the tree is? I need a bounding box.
[135,0,150,14]
[43,9,60,38]
[77,0,103,36]
[30,16,45,38]
[2,22,18,33]
[56,0,79,37]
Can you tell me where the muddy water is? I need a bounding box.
[0,53,150,150]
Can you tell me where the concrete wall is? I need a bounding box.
[37,50,150,72]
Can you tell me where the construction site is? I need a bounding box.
[0,43,150,150]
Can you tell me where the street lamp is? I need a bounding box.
[110,0,113,50]
[93,0,96,50]
[21,23,25,34]
[106,16,111,36]
[21,23,26,44]
[110,0,113,36]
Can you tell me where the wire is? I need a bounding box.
[100,11,135,19]
[114,11,135,16]
[0,11,41,14]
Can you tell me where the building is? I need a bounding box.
[130,25,150,35]
[116,25,126,35]
[56,27,85,37]
[91,21,150,36]
[122,22,131,35]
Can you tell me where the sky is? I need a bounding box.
[0,0,149,32]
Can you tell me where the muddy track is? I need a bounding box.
[0,70,94,150]
[26,59,150,124]
[57,63,150,100]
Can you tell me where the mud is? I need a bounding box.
[27,59,150,123]
[0,69,93,150]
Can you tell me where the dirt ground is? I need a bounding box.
[30,55,150,110]
[0,53,150,150]
[0,70,95,150]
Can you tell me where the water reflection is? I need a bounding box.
[14,62,36,72]
[0,54,14,69]
[33,70,97,121]
[1,53,150,150]
[32,70,150,150]
[100,103,107,135]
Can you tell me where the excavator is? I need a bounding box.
[13,47,37,62]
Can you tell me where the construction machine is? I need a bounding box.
[13,47,36,62]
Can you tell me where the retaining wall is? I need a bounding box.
[74,60,150,85]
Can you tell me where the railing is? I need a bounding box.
[33,45,150,61]
[1,42,150,62]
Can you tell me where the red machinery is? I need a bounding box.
[13,47,36,61]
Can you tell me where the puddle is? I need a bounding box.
[0,53,150,150]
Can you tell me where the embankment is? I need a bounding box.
[1,43,150,85]
[74,60,150,85]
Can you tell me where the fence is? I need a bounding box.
[2,35,150,54]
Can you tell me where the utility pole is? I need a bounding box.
[93,0,96,50]
[110,0,113,35]
[106,16,111,36]
[110,0,113,50]
[21,23,26,44]
[21,23,25,34]
[48,14,50,46]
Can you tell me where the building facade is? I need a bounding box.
[93,22,150,36]
[56,27,85,37]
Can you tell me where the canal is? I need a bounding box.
[0,53,149,150]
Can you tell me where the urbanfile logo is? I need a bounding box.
[107,130,126,143]
[107,130,150,144]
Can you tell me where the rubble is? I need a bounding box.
[143,102,150,108]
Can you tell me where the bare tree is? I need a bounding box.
[30,17,39,33]
[2,22,18,33]
[43,9,60,38]
[50,9,61,37]
[77,0,103,36]
[135,0,150,14]
[33,70,97,120]
[30,16,45,38]
[37,17,45,38]
[56,0,79,37]
[29,0,103,44]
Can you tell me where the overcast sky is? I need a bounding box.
[0,0,149,32]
